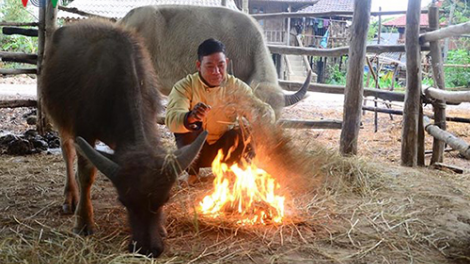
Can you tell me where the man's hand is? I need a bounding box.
[187,102,211,123]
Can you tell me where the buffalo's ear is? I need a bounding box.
[75,137,120,183]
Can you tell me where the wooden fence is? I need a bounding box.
[2,3,470,169]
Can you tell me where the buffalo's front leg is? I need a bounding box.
[60,134,79,214]
[73,154,97,235]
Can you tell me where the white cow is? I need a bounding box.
[119,5,310,118]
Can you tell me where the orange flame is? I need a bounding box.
[199,150,285,225]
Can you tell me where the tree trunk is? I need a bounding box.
[401,0,422,167]
[340,0,371,156]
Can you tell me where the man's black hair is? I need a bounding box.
[197,38,226,61]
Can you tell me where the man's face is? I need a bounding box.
[197,52,228,87]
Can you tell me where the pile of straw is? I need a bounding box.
[1,120,470,263]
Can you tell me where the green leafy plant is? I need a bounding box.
[325,63,347,85]
[0,0,38,68]
[444,49,470,88]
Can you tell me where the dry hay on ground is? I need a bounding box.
[2,127,470,263]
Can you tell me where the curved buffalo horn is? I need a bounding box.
[284,70,312,106]
[174,130,208,175]
[75,137,120,182]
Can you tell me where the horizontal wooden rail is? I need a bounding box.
[420,21,470,43]
[279,80,405,102]
[0,68,37,75]
[424,87,470,104]
[2,27,38,37]
[278,119,342,129]
[424,116,470,159]
[0,99,37,108]
[362,106,470,123]
[252,10,431,20]
[0,22,38,27]
[268,44,430,57]
[0,52,37,64]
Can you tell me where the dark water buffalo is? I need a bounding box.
[119,5,310,118]
[42,19,206,257]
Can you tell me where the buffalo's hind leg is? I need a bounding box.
[73,151,98,236]
[60,133,79,214]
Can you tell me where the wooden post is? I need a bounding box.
[401,0,422,167]
[428,2,446,165]
[374,7,382,132]
[340,0,371,155]
[242,0,249,13]
[418,101,425,166]
[36,0,57,135]
[286,5,291,46]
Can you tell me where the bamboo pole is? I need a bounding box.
[401,0,422,167]
[268,44,430,57]
[340,0,371,156]
[428,2,446,165]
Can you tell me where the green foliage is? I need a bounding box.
[440,0,470,24]
[1,0,38,68]
[0,0,35,22]
[444,49,470,88]
[325,63,347,85]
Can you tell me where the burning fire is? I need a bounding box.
[199,150,285,225]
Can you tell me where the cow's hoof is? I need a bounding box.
[73,225,94,236]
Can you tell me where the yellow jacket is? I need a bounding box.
[165,72,274,144]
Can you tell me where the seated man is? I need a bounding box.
[165,38,275,183]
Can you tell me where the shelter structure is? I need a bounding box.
[246,0,318,45]
[296,0,353,48]
[57,0,239,21]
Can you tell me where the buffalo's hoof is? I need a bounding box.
[62,203,75,215]
[73,225,94,236]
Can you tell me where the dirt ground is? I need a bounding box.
[1,75,470,263]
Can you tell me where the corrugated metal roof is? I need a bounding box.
[298,0,353,13]
[58,0,239,20]
[383,14,430,28]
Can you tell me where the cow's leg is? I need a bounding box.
[60,133,79,215]
[73,153,97,235]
